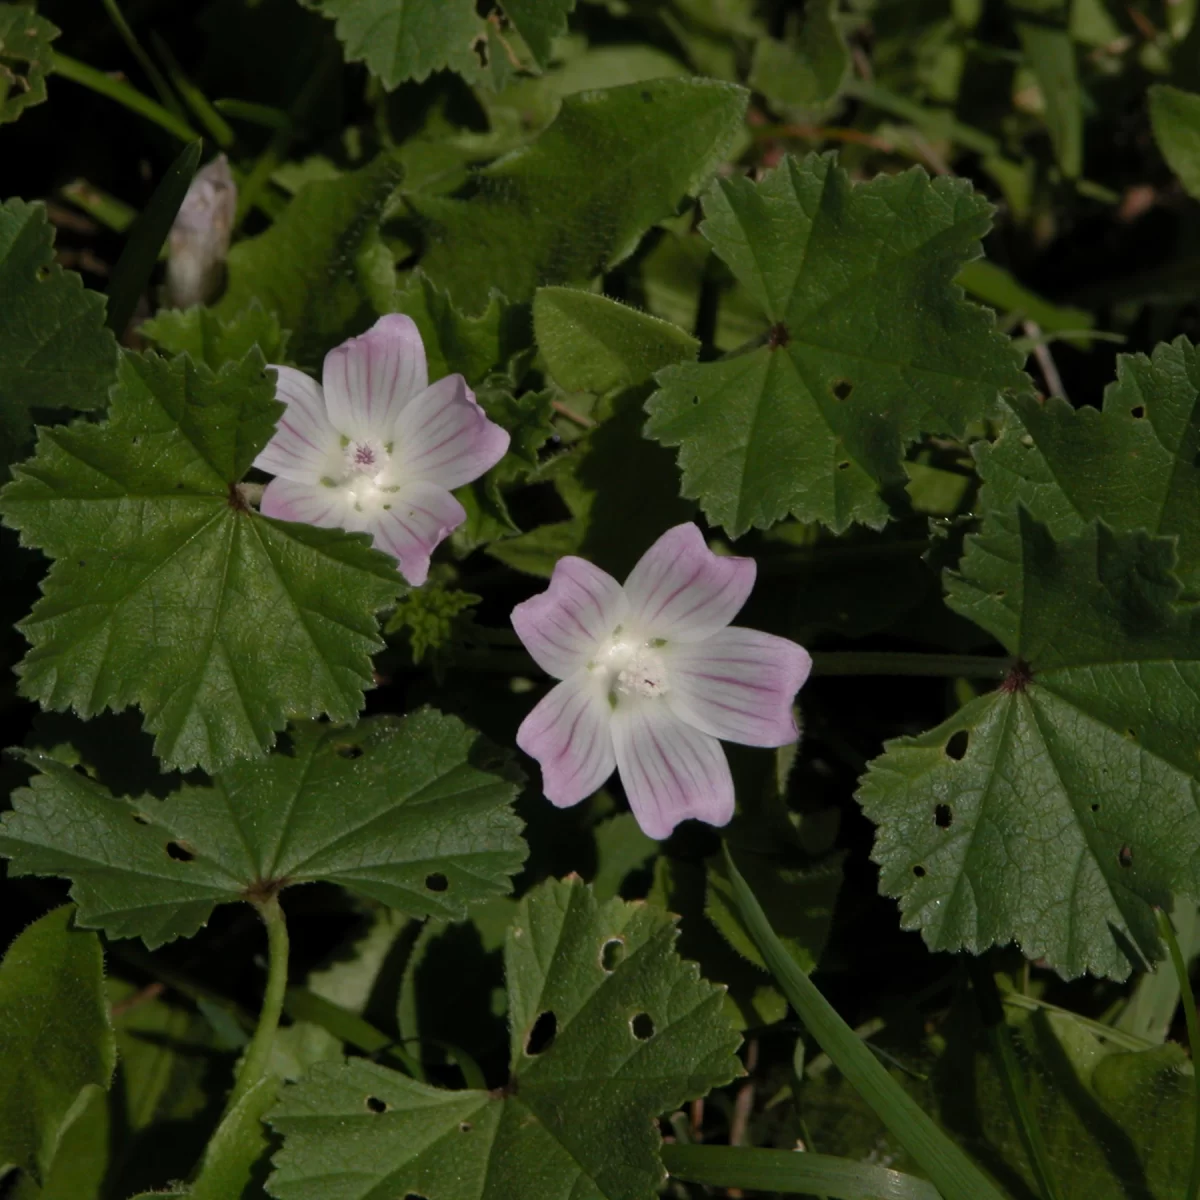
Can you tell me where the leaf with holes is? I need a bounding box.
[0,905,116,1185]
[973,337,1200,592]
[0,711,525,948]
[0,5,59,124]
[216,154,402,369]
[0,349,400,774]
[266,876,742,1200]
[415,78,748,314]
[644,153,1029,537]
[0,199,119,464]
[858,510,1200,980]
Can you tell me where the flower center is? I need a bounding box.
[593,634,670,700]
[344,437,388,476]
[335,438,395,512]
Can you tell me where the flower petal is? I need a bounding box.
[363,479,465,586]
[664,627,811,747]
[623,523,755,643]
[254,367,342,483]
[511,557,629,679]
[322,314,428,441]
[391,374,510,490]
[517,669,616,808]
[611,700,734,839]
[260,476,350,529]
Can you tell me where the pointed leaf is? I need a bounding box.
[140,302,289,371]
[644,153,1029,536]
[415,78,748,313]
[0,710,525,948]
[1150,84,1200,199]
[0,350,401,773]
[267,877,742,1200]
[0,5,58,124]
[0,906,116,1185]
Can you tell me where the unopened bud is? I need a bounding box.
[164,154,236,309]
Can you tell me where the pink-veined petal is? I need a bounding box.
[623,523,755,643]
[260,476,351,529]
[511,557,629,680]
[363,479,465,586]
[611,700,734,839]
[322,314,428,441]
[254,366,342,483]
[664,627,811,747]
[391,374,510,490]
[517,669,616,809]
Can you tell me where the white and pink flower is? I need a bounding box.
[255,315,510,586]
[511,524,812,839]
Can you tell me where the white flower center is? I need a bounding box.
[593,633,670,700]
[335,438,395,512]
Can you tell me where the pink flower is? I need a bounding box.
[255,315,510,586]
[511,524,812,839]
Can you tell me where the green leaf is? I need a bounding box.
[415,78,748,313]
[393,271,531,387]
[748,0,849,111]
[859,513,1200,979]
[306,0,576,88]
[645,154,1029,537]
[384,584,481,662]
[0,350,400,774]
[0,710,525,949]
[216,153,403,369]
[0,906,116,1185]
[1150,84,1200,199]
[533,287,699,394]
[973,338,1200,592]
[140,302,289,372]
[1016,21,1082,179]
[0,199,119,460]
[188,1077,277,1200]
[0,5,58,124]
[267,877,742,1200]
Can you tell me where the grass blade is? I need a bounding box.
[720,843,1007,1200]
[105,140,202,336]
[662,1145,940,1199]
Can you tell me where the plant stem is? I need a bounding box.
[810,652,1010,679]
[224,895,289,1114]
[1156,907,1200,1200]
[50,52,200,142]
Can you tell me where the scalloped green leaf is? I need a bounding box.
[0,5,58,124]
[0,199,119,463]
[266,877,742,1200]
[0,711,525,949]
[0,350,401,774]
[0,906,116,1185]
[216,154,402,369]
[415,78,748,313]
[141,302,289,372]
[858,511,1200,980]
[975,337,1200,592]
[644,153,1030,537]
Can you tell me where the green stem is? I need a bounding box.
[225,895,289,1114]
[51,52,200,142]
[99,0,184,118]
[1156,908,1200,1200]
[810,652,1010,679]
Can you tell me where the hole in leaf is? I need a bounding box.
[471,33,488,67]
[993,589,1006,599]
[831,378,853,400]
[166,841,194,862]
[691,395,699,405]
[837,460,851,471]
[72,763,89,776]
[1091,803,1100,813]
[132,813,149,826]
[1119,845,1133,868]
[459,1122,472,1133]
[1131,405,1146,419]
[640,88,653,102]
[945,730,969,761]
[365,1095,388,1113]
[913,864,927,878]
[336,743,363,759]
[934,804,952,829]
[425,872,448,893]
[631,1012,655,1040]
[403,1194,429,1200]
[525,1010,557,1055]
[601,938,625,972]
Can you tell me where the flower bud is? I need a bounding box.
[163,154,236,309]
